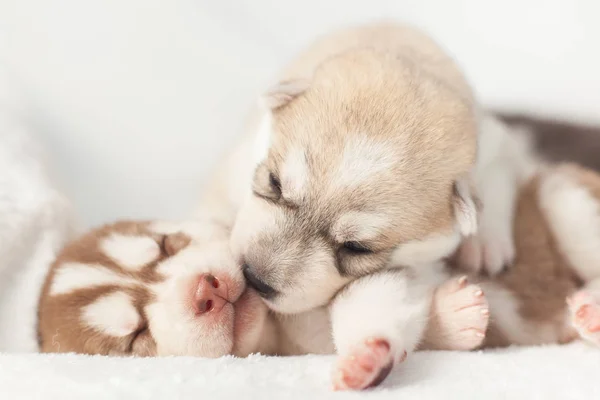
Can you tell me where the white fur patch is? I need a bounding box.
[81,292,140,337]
[539,171,600,281]
[50,263,138,296]
[100,233,160,271]
[479,283,560,345]
[332,136,396,189]
[331,270,433,357]
[332,212,389,242]
[470,161,518,275]
[390,230,461,267]
[281,147,308,203]
[253,113,272,164]
[467,113,538,274]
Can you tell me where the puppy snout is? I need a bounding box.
[242,264,276,299]
[192,274,227,315]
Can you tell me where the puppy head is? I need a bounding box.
[231,50,479,314]
[38,221,268,358]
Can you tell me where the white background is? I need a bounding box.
[1,0,599,227]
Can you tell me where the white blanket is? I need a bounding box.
[0,66,75,352]
[1,343,598,399]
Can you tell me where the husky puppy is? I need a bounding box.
[193,21,533,386]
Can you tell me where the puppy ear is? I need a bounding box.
[163,232,191,256]
[260,79,310,109]
[452,175,480,236]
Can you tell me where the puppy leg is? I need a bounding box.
[539,164,600,282]
[419,275,489,351]
[539,164,600,346]
[457,115,536,275]
[463,163,517,275]
[329,269,435,391]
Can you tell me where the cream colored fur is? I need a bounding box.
[193,21,536,388]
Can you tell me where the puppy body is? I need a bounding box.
[194,21,533,385]
[475,163,600,348]
[201,21,480,314]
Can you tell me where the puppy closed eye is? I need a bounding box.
[269,172,281,195]
[342,241,373,254]
[128,326,146,348]
[128,325,155,356]
[252,163,282,202]
[158,232,191,257]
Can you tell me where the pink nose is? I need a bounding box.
[192,274,228,315]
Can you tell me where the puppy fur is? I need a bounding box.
[37,160,600,389]
[330,162,600,389]
[189,22,540,389]
[37,162,600,390]
[36,221,486,361]
[37,221,275,358]
[199,22,484,319]
[476,163,600,348]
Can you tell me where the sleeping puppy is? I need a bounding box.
[36,220,486,361]
[194,21,532,384]
[37,221,274,358]
[199,21,481,312]
[37,161,600,389]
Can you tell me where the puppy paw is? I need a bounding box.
[567,290,600,346]
[332,338,402,391]
[481,230,515,276]
[431,276,489,350]
[456,230,515,276]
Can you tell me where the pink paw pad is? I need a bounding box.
[332,338,398,391]
[567,291,600,344]
[431,276,490,350]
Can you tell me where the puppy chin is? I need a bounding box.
[231,288,269,356]
[261,296,311,315]
[262,276,349,315]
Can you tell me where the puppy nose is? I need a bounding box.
[193,274,227,315]
[243,264,276,298]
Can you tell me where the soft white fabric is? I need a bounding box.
[0,343,598,399]
[0,66,75,352]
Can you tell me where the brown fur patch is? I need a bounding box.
[37,221,184,356]
[477,168,591,348]
[163,232,192,257]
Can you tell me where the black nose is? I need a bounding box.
[243,264,276,298]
